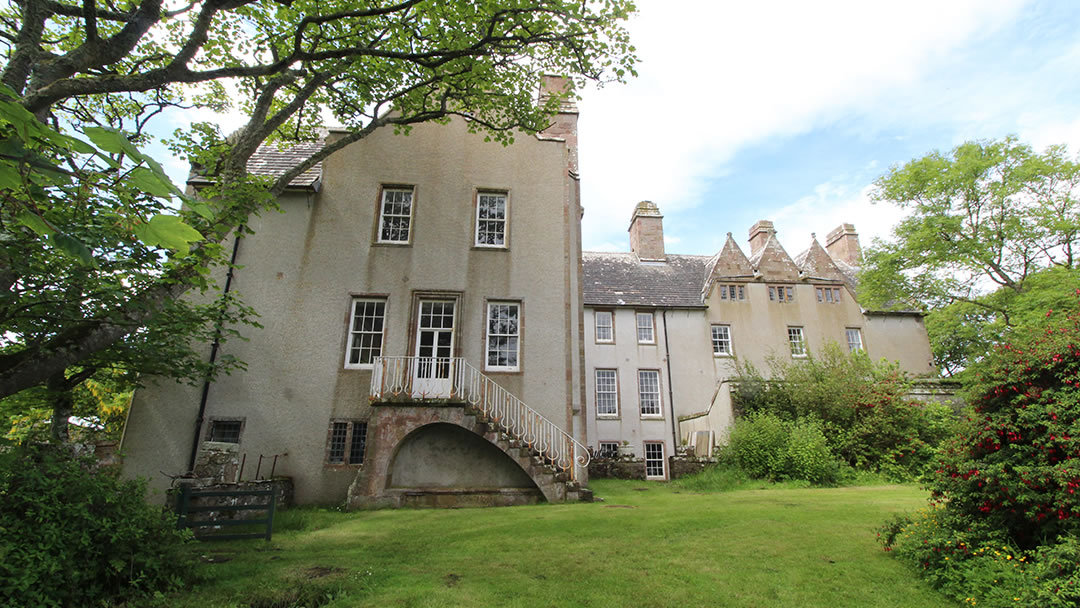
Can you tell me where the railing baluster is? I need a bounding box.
[369,356,591,481]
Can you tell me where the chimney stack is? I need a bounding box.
[748,220,776,256]
[538,75,579,174]
[825,223,862,265]
[628,201,665,261]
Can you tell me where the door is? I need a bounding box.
[413,300,456,397]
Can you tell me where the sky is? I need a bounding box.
[576,0,1080,256]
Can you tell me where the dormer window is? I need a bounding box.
[816,286,842,303]
[769,285,794,303]
[718,284,746,301]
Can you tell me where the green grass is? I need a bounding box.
[151,480,954,608]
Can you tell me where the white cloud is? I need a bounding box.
[578,0,1031,249]
[769,180,907,250]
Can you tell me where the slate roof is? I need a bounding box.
[583,252,710,308]
[187,139,325,190]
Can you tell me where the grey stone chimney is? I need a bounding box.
[825,223,862,265]
[628,201,665,261]
[748,220,776,256]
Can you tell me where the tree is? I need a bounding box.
[860,137,1080,374]
[0,1,637,416]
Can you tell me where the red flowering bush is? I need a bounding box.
[933,298,1080,549]
[880,292,1080,607]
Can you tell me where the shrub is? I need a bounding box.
[931,302,1080,550]
[728,411,789,480]
[786,418,836,485]
[880,294,1080,607]
[733,344,958,480]
[0,444,194,607]
[727,413,837,484]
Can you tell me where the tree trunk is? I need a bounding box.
[46,373,73,443]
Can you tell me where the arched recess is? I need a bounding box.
[387,422,538,491]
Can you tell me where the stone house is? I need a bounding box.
[582,202,937,480]
[121,79,941,502]
[121,77,591,507]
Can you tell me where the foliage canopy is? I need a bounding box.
[859,136,1080,374]
[0,0,637,433]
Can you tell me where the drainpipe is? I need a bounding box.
[187,229,244,473]
[661,310,678,449]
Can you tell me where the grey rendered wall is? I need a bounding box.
[582,280,939,458]
[122,116,579,503]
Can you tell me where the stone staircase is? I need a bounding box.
[462,405,593,503]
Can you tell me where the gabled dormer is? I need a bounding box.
[747,222,801,283]
[794,235,847,283]
[702,232,754,299]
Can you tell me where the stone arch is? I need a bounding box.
[347,403,557,508]
[386,422,537,490]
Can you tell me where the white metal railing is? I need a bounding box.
[369,356,590,482]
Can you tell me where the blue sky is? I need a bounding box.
[577,0,1080,256]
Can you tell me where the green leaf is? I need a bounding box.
[49,232,97,267]
[16,211,54,236]
[82,126,140,158]
[127,167,176,198]
[132,214,204,254]
[188,202,214,220]
[0,163,21,190]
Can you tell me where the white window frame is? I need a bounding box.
[597,441,619,459]
[638,370,662,417]
[474,191,508,248]
[711,324,733,356]
[636,312,655,344]
[376,187,414,244]
[788,326,807,358]
[644,442,666,480]
[595,369,619,417]
[485,301,520,372]
[846,327,864,352]
[344,297,387,369]
[595,310,614,343]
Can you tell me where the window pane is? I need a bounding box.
[378,188,412,243]
[486,302,520,369]
[346,299,385,367]
[349,422,367,464]
[595,311,613,342]
[476,193,507,246]
[597,442,619,459]
[638,370,661,416]
[636,313,654,343]
[788,327,806,356]
[846,328,863,352]
[711,325,731,355]
[644,443,665,477]
[328,422,348,464]
[596,369,618,416]
[209,420,242,443]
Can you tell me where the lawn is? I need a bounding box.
[155,480,954,608]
